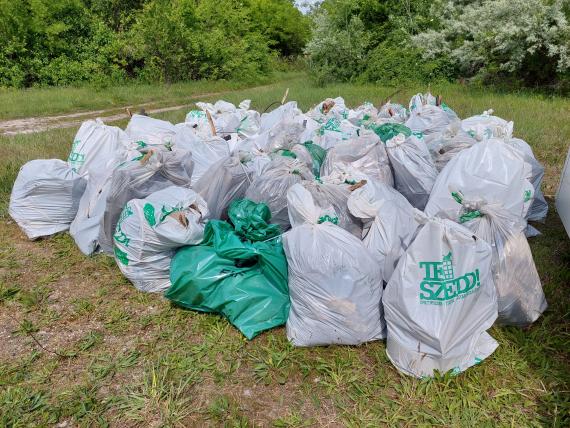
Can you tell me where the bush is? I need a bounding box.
[305,9,371,85]
[413,0,570,87]
[360,33,456,85]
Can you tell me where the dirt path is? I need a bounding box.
[0,82,280,136]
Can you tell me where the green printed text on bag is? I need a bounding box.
[68,139,85,170]
[419,252,481,305]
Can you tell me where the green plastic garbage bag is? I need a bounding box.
[228,199,281,242]
[165,200,289,340]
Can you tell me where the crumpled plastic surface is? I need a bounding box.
[99,150,194,253]
[425,139,535,222]
[10,159,87,240]
[166,199,289,340]
[113,186,208,293]
[284,184,385,346]
[245,158,313,229]
[383,214,498,378]
[193,155,254,220]
[322,131,394,187]
[348,179,420,282]
[450,192,547,326]
[383,130,437,210]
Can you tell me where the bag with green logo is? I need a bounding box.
[461,110,513,142]
[284,184,384,346]
[166,199,289,340]
[383,214,498,378]
[348,179,421,282]
[99,150,194,254]
[301,179,363,238]
[68,119,131,178]
[125,114,177,151]
[113,186,207,292]
[245,158,313,230]
[449,192,547,327]
[322,130,393,187]
[425,139,535,223]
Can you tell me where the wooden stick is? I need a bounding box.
[140,149,154,165]
[206,110,217,136]
[348,180,367,192]
[281,88,289,105]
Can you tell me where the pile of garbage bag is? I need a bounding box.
[9,92,549,378]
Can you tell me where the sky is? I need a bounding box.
[295,0,320,13]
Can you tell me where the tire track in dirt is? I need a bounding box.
[0,82,281,136]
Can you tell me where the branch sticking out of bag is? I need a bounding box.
[281,88,289,105]
[169,211,189,228]
[140,149,154,165]
[348,180,367,192]
[321,99,335,114]
[206,110,217,136]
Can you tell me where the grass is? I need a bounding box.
[0,71,303,120]
[0,75,569,426]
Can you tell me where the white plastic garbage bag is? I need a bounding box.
[98,150,193,253]
[174,124,230,183]
[245,158,313,229]
[260,101,301,132]
[301,179,362,238]
[311,117,359,150]
[505,138,548,223]
[68,119,131,177]
[125,114,177,150]
[405,104,451,137]
[425,139,534,222]
[449,192,547,326]
[193,155,253,219]
[185,110,209,131]
[70,149,142,256]
[461,110,513,141]
[284,184,385,346]
[383,214,498,378]
[378,102,408,122]
[306,97,348,122]
[322,131,394,187]
[113,186,207,293]
[425,122,477,172]
[10,159,87,239]
[384,130,437,210]
[348,179,420,281]
[347,101,379,125]
[70,175,112,255]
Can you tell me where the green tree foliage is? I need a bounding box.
[305,0,570,88]
[305,0,446,85]
[0,0,308,87]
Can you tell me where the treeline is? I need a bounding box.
[306,0,570,90]
[2,0,569,90]
[0,0,309,87]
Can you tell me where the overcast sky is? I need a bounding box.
[295,0,320,13]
